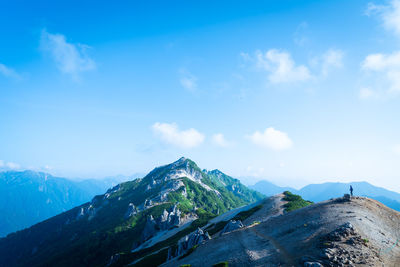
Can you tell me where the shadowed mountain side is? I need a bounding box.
[0,170,132,237]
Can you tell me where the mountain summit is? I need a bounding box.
[0,157,263,267]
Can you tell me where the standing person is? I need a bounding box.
[350,185,353,197]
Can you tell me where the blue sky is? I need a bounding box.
[1,0,400,191]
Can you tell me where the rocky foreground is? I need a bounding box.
[164,195,400,267]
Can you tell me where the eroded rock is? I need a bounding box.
[220,220,244,236]
[167,227,211,260]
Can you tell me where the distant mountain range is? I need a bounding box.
[250,180,400,211]
[0,170,134,237]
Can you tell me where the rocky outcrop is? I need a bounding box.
[159,204,181,230]
[303,262,323,267]
[181,186,187,197]
[124,203,137,219]
[139,204,183,243]
[167,227,211,260]
[76,204,97,220]
[316,222,382,266]
[138,199,153,211]
[146,178,159,191]
[104,184,120,199]
[335,194,351,203]
[106,253,120,267]
[141,215,158,242]
[220,220,244,236]
[153,180,185,203]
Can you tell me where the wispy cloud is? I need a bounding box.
[0,63,20,79]
[242,48,343,84]
[40,29,96,80]
[361,51,400,94]
[320,49,344,77]
[152,122,205,148]
[253,49,312,84]
[0,160,21,170]
[359,87,376,99]
[247,127,293,151]
[212,133,230,147]
[361,2,400,98]
[179,69,197,92]
[366,0,400,37]
[293,22,310,46]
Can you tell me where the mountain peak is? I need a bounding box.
[171,156,198,168]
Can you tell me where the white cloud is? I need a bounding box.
[321,49,344,76]
[0,63,19,79]
[361,51,400,93]
[152,122,205,148]
[243,48,344,84]
[212,133,230,147]
[367,0,400,37]
[6,162,20,170]
[0,160,21,170]
[40,29,95,79]
[359,87,376,99]
[248,127,293,151]
[254,49,312,84]
[362,51,400,71]
[179,69,197,91]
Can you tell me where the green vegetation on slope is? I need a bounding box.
[282,191,313,212]
[0,158,264,267]
[213,262,229,267]
[207,170,264,203]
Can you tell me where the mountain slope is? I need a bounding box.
[0,171,127,237]
[0,157,263,267]
[206,169,264,204]
[250,180,400,212]
[165,195,400,267]
[297,181,400,212]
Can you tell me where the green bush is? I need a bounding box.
[213,261,229,267]
[232,205,262,221]
[282,191,313,212]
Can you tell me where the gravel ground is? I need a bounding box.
[163,196,400,267]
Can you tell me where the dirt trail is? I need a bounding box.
[249,227,296,266]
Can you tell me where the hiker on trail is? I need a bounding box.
[350,185,353,197]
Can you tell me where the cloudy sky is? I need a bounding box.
[1,0,400,191]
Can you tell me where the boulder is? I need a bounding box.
[220,220,244,236]
[304,262,323,267]
[168,227,211,260]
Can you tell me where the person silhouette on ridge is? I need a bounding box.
[350,185,353,197]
